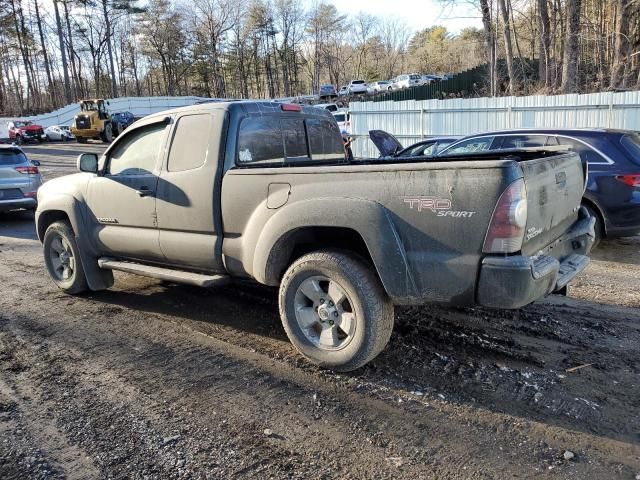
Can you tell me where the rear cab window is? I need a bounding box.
[237,115,345,166]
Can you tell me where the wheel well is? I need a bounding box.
[581,198,606,236]
[37,210,71,241]
[265,227,374,284]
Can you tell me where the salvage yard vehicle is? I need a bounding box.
[44,125,74,142]
[369,130,460,157]
[8,120,47,145]
[439,128,640,243]
[35,101,594,371]
[0,145,42,211]
[71,99,120,144]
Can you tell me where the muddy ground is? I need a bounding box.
[0,143,638,479]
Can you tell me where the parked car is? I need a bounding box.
[368,130,461,157]
[314,103,340,113]
[318,84,337,98]
[438,128,640,243]
[0,145,42,212]
[420,74,440,85]
[332,110,351,134]
[111,111,136,131]
[368,81,392,93]
[393,74,422,90]
[347,80,368,95]
[35,100,593,372]
[44,125,74,142]
[8,120,47,145]
[338,86,349,97]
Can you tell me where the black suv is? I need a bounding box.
[439,129,640,243]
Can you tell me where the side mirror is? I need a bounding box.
[31,160,41,166]
[77,153,98,173]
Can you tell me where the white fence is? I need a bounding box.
[0,96,208,138]
[350,90,640,158]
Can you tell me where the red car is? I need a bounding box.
[8,120,47,145]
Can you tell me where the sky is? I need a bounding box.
[326,0,483,35]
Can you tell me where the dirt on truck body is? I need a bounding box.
[0,143,638,478]
[35,100,594,372]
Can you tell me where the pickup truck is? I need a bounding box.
[35,101,595,371]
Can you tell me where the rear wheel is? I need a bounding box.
[583,203,603,248]
[43,220,88,294]
[279,250,394,372]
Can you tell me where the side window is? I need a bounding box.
[557,137,607,164]
[280,118,309,160]
[108,123,166,175]
[444,136,495,155]
[168,114,212,172]
[305,118,345,161]
[237,117,284,164]
[500,135,546,149]
[545,136,559,146]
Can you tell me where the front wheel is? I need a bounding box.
[43,220,88,294]
[279,250,394,372]
[15,135,23,145]
[100,123,113,143]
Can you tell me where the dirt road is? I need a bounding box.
[0,144,638,479]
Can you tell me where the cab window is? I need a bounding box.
[443,136,496,155]
[108,123,166,175]
[168,114,212,172]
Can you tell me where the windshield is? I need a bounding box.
[352,80,365,85]
[620,133,640,166]
[14,121,30,127]
[333,114,346,122]
[409,75,421,80]
[82,102,98,111]
[0,149,28,166]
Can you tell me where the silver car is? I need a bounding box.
[0,145,42,212]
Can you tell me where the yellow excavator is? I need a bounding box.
[71,99,120,143]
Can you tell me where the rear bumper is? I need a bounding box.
[0,197,37,211]
[476,208,595,309]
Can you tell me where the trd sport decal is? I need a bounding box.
[401,197,476,218]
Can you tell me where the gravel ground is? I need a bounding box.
[0,143,638,479]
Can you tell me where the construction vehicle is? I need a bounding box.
[71,99,120,144]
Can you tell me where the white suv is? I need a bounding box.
[393,74,422,90]
[348,80,368,95]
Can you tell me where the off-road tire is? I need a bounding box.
[100,123,113,143]
[43,220,88,294]
[279,250,394,372]
[583,203,603,248]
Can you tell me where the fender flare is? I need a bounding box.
[36,194,113,291]
[252,197,418,299]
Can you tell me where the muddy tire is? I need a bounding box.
[279,250,394,372]
[100,123,113,143]
[43,220,88,295]
[583,203,603,248]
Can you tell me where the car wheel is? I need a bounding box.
[279,250,394,372]
[43,220,89,294]
[583,203,603,248]
[15,135,22,145]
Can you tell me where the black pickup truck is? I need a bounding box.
[35,101,595,371]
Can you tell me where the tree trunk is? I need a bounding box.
[54,0,73,103]
[102,0,119,97]
[560,0,582,93]
[479,0,496,96]
[610,0,631,89]
[537,0,551,88]
[34,0,56,108]
[498,0,516,94]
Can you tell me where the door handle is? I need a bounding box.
[136,187,154,197]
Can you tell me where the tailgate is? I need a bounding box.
[520,152,585,255]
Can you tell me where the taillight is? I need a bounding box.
[23,191,37,198]
[483,178,528,254]
[616,174,640,187]
[15,166,39,174]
